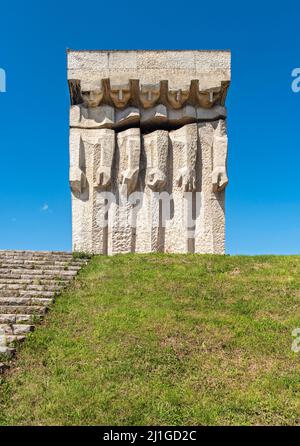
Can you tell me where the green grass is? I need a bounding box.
[1,254,300,425]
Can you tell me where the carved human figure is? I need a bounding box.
[176,124,198,192]
[145,130,169,192]
[91,129,116,254]
[106,128,142,254]
[69,130,96,253]
[70,81,114,129]
[164,123,199,253]
[195,120,226,255]
[211,119,228,192]
[93,129,115,189]
[118,128,141,196]
[69,133,86,194]
[135,130,169,253]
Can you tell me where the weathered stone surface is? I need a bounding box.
[68,50,230,92]
[67,50,230,254]
[0,324,34,335]
[0,251,88,372]
[0,305,46,314]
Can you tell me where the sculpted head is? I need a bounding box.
[110,83,131,108]
[167,88,189,109]
[196,87,221,108]
[81,81,103,108]
[139,84,161,108]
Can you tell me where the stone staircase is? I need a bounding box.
[0,250,89,373]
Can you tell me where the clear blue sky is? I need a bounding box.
[0,0,299,254]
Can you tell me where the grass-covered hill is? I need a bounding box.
[1,254,300,425]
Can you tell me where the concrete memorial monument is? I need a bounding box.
[67,50,230,254]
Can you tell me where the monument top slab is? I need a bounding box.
[67,50,231,90]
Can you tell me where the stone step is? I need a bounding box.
[0,257,76,264]
[0,345,16,356]
[0,264,82,273]
[3,335,26,345]
[0,278,69,285]
[0,305,48,314]
[0,273,72,281]
[0,250,73,256]
[0,259,86,265]
[0,284,63,292]
[0,324,34,335]
[0,259,87,267]
[0,269,78,278]
[0,253,73,258]
[0,257,81,262]
[0,314,39,324]
[0,263,81,274]
[0,252,88,262]
[0,297,53,305]
[0,251,73,262]
[26,284,65,291]
[0,289,57,298]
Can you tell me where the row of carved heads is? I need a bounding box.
[68,79,229,110]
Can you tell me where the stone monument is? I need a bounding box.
[67,50,230,254]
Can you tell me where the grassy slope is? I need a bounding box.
[1,254,300,425]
